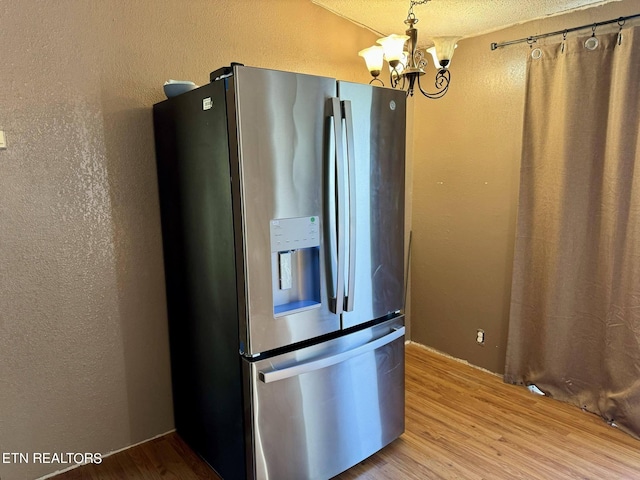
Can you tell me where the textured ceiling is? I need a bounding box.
[312,0,622,44]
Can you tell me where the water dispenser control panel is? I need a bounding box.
[270,216,320,252]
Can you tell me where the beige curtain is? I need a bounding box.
[505,26,640,439]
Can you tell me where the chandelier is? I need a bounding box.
[358,0,458,98]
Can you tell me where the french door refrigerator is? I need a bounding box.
[153,64,406,480]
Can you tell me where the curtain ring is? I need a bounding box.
[617,18,625,46]
[531,48,543,59]
[585,24,599,50]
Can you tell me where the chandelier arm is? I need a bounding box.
[389,65,402,88]
[417,69,451,99]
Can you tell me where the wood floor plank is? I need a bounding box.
[51,343,640,480]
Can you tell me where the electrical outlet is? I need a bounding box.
[476,329,485,345]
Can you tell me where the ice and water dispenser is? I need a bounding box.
[270,216,321,317]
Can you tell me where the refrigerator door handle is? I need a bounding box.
[258,326,405,383]
[342,100,356,312]
[329,97,346,315]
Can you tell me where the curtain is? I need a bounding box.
[505,26,640,439]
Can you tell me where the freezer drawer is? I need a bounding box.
[244,316,405,480]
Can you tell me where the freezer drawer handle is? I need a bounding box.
[258,326,405,384]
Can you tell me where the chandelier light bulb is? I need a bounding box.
[358,46,385,76]
[431,37,460,68]
[377,34,410,64]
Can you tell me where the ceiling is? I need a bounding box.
[312,0,622,44]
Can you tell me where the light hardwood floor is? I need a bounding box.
[338,343,640,480]
[54,343,640,479]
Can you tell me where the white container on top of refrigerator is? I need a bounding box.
[153,64,406,480]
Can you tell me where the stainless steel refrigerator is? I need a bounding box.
[153,64,406,480]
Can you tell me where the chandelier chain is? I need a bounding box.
[407,0,431,21]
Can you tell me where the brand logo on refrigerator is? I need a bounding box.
[389,100,396,111]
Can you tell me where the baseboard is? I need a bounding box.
[406,340,501,378]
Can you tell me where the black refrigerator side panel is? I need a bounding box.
[153,81,246,480]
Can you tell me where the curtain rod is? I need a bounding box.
[490,13,640,51]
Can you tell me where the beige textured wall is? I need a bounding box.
[0,2,376,479]
[410,0,640,373]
